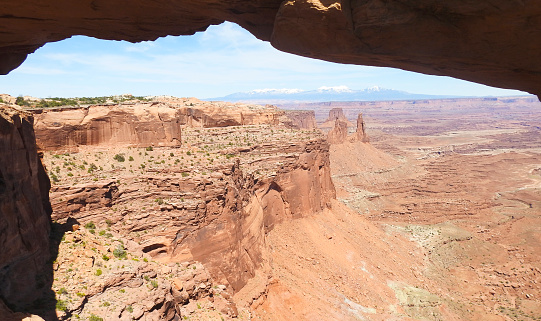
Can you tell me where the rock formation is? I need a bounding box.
[33,103,183,151]
[2,1,541,95]
[352,112,369,143]
[31,97,290,151]
[326,119,349,144]
[327,112,369,144]
[0,105,52,317]
[321,107,354,128]
[327,108,348,123]
[279,110,317,129]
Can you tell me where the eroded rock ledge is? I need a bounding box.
[2,0,541,95]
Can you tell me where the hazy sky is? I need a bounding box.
[0,22,528,99]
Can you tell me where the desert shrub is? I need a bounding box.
[95,269,102,276]
[146,146,153,151]
[89,314,103,321]
[55,299,68,311]
[102,254,109,261]
[128,156,134,161]
[15,96,30,107]
[151,280,158,288]
[113,154,125,162]
[125,305,133,313]
[181,172,189,177]
[84,221,96,229]
[113,245,127,259]
[49,173,60,183]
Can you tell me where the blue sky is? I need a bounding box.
[0,22,528,99]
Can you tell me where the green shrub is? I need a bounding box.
[181,172,189,177]
[89,314,103,321]
[84,221,96,229]
[50,173,60,183]
[95,269,102,276]
[126,305,133,313]
[113,154,125,162]
[55,299,68,311]
[102,254,110,261]
[128,156,134,161]
[113,245,127,259]
[146,146,153,151]
[151,280,158,288]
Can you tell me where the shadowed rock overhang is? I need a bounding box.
[1,0,541,96]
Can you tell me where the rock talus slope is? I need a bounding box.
[2,0,541,95]
[0,106,52,317]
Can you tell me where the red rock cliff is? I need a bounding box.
[0,105,51,314]
[33,103,183,151]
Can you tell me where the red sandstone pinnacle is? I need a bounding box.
[354,112,369,143]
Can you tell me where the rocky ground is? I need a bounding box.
[329,99,541,320]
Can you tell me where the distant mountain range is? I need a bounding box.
[204,86,463,104]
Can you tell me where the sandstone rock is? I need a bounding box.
[320,108,354,128]
[280,110,317,129]
[0,106,52,314]
[350,112,369,143]
[327,119,349,144]
[33,103,182,151]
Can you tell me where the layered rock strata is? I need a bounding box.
[32,97,289,151]
[326,112,369,144]
[0,105,51,316]
[279,110,317,129]
[40,123,335,318]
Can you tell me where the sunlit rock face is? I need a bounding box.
[1,0,541,95]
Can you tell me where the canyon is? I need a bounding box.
[1,95,540,320]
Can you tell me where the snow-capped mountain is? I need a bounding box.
[205,86,457,103]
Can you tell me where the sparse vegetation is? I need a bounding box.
[55,299,68,311]
[113,245,127,259]
[84,221,96,229]
[113,154,125,162]
[89,314,103,321]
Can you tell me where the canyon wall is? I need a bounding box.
[1,1,541,95]
[33,103,183,151]
[0,106,51,316]
[280,110,317,129]
[32,99,289,151]
[48,138,335,294]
